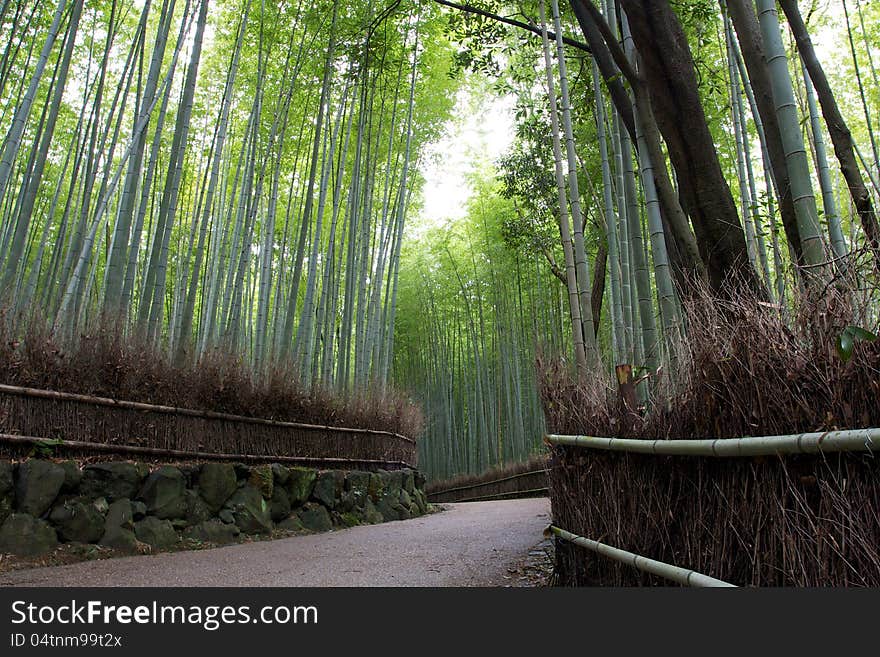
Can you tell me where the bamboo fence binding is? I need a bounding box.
[0,433,412,471]
[0,384,415,442]
[0,384,417,466]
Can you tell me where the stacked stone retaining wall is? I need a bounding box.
[0,458,428,557]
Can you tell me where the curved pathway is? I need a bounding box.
[0,498,551,587]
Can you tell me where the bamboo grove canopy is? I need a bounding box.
[0,0,458,392]
[1,0,879,480]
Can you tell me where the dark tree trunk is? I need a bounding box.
[569,0,636,139]
[591,241,608,338]
[570,0,705,287]
[618,0,760,294]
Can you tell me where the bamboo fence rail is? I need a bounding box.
[545,428,879,456]
[448,487,549,503]
[547,526,737,587]
[428,468,549,502]
[0,433,412,471]
[546,428,880,586]
[0,384,415,442]
[0,384,417,467]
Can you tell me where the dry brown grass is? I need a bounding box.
[0,313,424,439]
[540,283,880,439]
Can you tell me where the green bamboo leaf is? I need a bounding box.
[837,329,854,362]
[847,326,878,342]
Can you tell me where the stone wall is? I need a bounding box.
[0,459,428,557]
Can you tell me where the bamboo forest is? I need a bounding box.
[0,0,878,495]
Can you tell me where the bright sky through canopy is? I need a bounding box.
[416,83,515,232]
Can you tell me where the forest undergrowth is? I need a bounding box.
[540,277,880,439]
[0,312,424,439]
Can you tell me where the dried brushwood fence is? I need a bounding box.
[427,457,548,502]
[0,384,416,469]
[547,431,880,587]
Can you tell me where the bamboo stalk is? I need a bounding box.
[547,525,736,587]
[545,428,880,456]
[0,432,413,470]
[0,383,415,444]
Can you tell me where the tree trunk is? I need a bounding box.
[617,0,760,294]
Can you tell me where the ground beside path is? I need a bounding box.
[0,498,552,587]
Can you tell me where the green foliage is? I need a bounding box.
[836,324,878,363]
[394,165,561,478]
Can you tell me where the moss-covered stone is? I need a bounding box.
[223,486,273,535]
[0,497,11,526]
[276,515,306,532]
[81,463,141,502]
[383,470,405,495]
[311,471,343,509]
[99,499,137,551]
[248,465,274,499]
[368,472,384,502]
[16,460,65,518]
[0,461,13,524]
[0,460,13,497]
[402,469,416,495]
[399,489,413,510]
[362,498,384,524]
[0,513,57,556]
[184,489,212,525]
[270,464,289,486]
[335,512,361,528]
[296,503,332,533]
[49,500,105,543]
[285,468,317,506]
[137,466,186,520]
[376,495,400,522]
[345,471,371,494]
[269,487,291,522]
[184,519,239,544]
[133,516,178,549]
[197,463,237,512]
[342,471,370,511]
[412,489,428,515]
[58,461,82,493]
[131,500,147,520]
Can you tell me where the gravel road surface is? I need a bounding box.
[0,498,551,587]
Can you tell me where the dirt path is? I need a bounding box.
[0,499,551,587]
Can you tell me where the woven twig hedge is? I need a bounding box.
[0,386,417,467]
[428,469,548,503]
[549,447,880,586]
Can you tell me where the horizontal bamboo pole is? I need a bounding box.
[546,526,736,587]
[444,487,550,503]
[427,469,549,497]
[545,428,880,457]
[0,383,416,444]
[0,433,414,470]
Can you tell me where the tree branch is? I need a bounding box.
[572,0,638,85]
[432,0,592,54]
[540,243,569,284]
